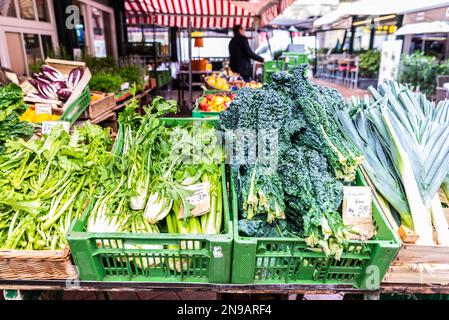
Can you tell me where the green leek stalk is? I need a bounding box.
[215,181,223,233]
[382,109,434,245]
[430,194,449,245]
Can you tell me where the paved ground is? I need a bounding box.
[311,78,369,99]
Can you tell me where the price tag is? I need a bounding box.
[121,82,130,91]
[342,186,374,240]
[41,121,70,135]
[35,104,53,115]
[178,182,211,219]
[5,71,19,84]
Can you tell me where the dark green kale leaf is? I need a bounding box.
[0,84,33,154]
[238,216,288,237]
[238,163,285,223]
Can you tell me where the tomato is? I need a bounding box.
[199,100,208,111]
[206,94,215,100]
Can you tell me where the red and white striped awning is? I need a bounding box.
[125,0,293,28]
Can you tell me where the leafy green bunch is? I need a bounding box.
[0,122,113,250]
[0,84,33,154]
[220,65,361,258]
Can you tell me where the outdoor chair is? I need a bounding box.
[347,58,359,89]
[436,75,449,103]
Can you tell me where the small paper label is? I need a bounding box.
[41,121,70,135]
[20,80,36,94]
[342,186,373,240]
[5,71,19,84]
[178,182,211,218]
[121,82,130,91]
[35,104,52,115]
[213,246,223,258]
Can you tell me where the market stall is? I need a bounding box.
[4,1,449,302]
[124,0,294,107]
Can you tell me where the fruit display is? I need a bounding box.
[197,92,236,112]
[232,80,263,89]
[20,105,61,123]
[204,74,231,91]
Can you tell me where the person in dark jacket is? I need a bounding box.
[228,25,264,82]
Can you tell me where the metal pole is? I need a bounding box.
[188,20,192,111]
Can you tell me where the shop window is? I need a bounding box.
[92,7,107,57]
[18,0,36,20]
[0,0,17,17]
[128,27,143,43]
[5,32,26,75]
[41,35,53,57]
[23,33,42,67]
[35,0,49,22]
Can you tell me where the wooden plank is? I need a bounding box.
[384,265,449,285]
[395,244,449,264]
[398,225,419,244]
[91,112,115,125]
[2,279,449,295]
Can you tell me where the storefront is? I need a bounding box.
[0,0,119,76]
[53,0,118,61]
[401,5,449,60]
[0,0,59,75]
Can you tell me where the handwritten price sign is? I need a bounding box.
[342,186,373,240]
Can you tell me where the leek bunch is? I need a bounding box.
[335,81,449,245]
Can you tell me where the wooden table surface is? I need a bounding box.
[1,280,448,296]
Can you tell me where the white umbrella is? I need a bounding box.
[395,21,449,36]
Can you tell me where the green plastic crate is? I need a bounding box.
[61,86,91,124]
[192,94,229,119]
[230,171,400,289]
[67,118,233,283]
[264,60,285,73]
[282,52,308,66]
[152,70,171,88]
[192,108,221,119]
[263,61,285,84]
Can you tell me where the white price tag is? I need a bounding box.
[5,71,19,84]
[121,82,130,91]
[41,121,70,135]
[342,186,374,240]
[343,186,371,218]
[35,104,52,115]
[178,182,211,218]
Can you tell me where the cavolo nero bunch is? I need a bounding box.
[219,65,362,258]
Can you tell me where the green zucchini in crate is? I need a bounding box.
[230,171,400,289]
[67,118,233,283]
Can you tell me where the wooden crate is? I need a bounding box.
[91,112,117,135]
[24,58,92,112]
[80,91,116,119]
[115,91,131,103]
[362,168,449,285]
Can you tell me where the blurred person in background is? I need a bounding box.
[229,25,264,81]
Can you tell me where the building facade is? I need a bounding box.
[0,0,59,75]
[402,5,449,60]
[0,0,121,75]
